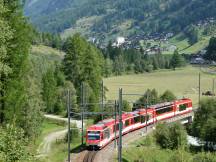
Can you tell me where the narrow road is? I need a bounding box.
[36,129,67,158]
[36,114,84,158]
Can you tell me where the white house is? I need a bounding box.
[116,37,125,47]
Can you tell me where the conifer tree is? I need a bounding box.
[63,34,103,108]
[170,50,185,70]
[42,68,57,113]
[0,0,13,123]
[0,0,43,140]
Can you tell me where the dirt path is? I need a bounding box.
[36,129,67,158]
[36,114,84,158]
[44,114,84,129]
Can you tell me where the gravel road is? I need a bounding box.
[36,129,67,158]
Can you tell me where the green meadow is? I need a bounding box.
[104,66,215,107]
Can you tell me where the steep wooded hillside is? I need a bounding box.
[24,0,216,39]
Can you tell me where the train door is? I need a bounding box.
[134,116,141,124]
[141,115,145,124]
[148,114,152,122]
[141,114,152,124]
[124,119,130,128]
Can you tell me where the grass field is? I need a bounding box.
[118,133,216,162]
[34,119,66,151]
[104,66,215,107]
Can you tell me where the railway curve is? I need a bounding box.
[75,111,194,162]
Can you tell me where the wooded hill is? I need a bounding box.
[24,0,216,39]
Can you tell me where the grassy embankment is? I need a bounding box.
[104,66,215,107]
[118,133,216,162]
[170,33,210,54]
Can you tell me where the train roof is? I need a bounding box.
[175,98,192,104]
[144,98,192,110]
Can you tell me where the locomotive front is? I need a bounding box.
[86,125,103,150]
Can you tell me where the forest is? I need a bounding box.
[24,0,216,36]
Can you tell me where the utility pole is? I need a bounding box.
[199,73,201,108]
[81,83,84,145]
[67,90,71,162]
[101,81,104,120]
[118,88,123,162]
[114,100,117,149]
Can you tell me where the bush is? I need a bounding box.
[0,125,33,162]
[154,122,188,150]
[192,152,216,162]
[192,98,216,145]
[160,90,176,102]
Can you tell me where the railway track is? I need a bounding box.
[78,112,195,162]
[83,151,98,162]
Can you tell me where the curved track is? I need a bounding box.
[83,151,98,162]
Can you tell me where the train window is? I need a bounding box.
[141,116,145,123]
[141,115,150,123]
[88,131,100,140]
[179,104,187,111]
[125,120,130,127]
[156,106,173,115]
[147,115,151,120]
[103,128,110,139]
[134,116,140,123]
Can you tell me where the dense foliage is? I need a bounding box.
[42,64,78,115]
[0,1,44,161]
[103,45,184,77]
[0,0,43,140]
[160,90,177,102]
[0,124,33,162]
[192,98,216,147]
[63,34,103,112]
[154,123,188,150]
[170,50,186,70]
[136,89,177,106]
[204,37,216,61]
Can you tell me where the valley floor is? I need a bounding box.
[104,66,215,106]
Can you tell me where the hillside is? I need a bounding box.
[24,0,216,41]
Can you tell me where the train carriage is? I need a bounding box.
[86,98,192,150]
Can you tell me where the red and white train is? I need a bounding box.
[86,98,192,149]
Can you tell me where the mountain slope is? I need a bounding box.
[24,0,216,39]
